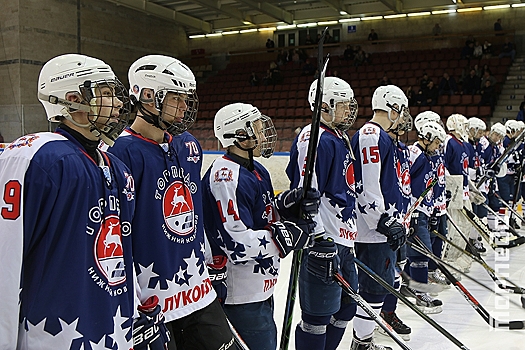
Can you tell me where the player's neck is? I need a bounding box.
[131,116,165,143]
[370,113,392,131]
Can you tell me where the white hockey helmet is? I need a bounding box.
[446,114,468,141]
[308,77,358,131]
[128,55,198,135]
[37,54,131,146]
[518,121,525,130]
[418,121,447,155]
[488,122,506,145]
[505,119,521,136]
[371,85,412,133]
[214,103,277,158]
[467,117,486,141]
[414,110,442,132]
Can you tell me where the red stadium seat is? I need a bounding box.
[466,106,478,117]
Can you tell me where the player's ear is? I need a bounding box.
[65,92,82,103]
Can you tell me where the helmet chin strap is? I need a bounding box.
[137,102,167,131]
[233,140,256,171]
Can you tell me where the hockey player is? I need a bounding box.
[287,77,360,350]
[351,85,411,350]
[202,102,319,350]
[108,55,235,349]
[406,121,447,314]
[442,114,472,272]
[0,54,136,348]
[466,117,488,254]
[498,120,523,229]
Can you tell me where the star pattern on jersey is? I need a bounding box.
[386,202,398,217]
[200,242,206,257]
[251,251,278,276]
[368,201,378,211]
[82,336,108,350]
[108,306,132,349]
[355,180,363,193]
[228,241,247,261]
[184,248,204,279]
[137,262,160,290]
[175,265,192,286]
[358,202,367,214]
[258,236,270,248]
[24,317,82,349]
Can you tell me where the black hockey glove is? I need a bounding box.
[274,187,321,220]
[208,255,228,306]
[429,212,439,233]
[269,218,315,258]
[133,295,170,350]
[445,190,452,207]
[485,168,497,179]
[306,238,340,284]
[408,212,419,237]
[376,213,406,251]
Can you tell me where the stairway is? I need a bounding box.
[493,56,525,122]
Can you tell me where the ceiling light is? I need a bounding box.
[432,9,456,14]
[361,15,383,21]
[205,33,222,37]
[243,21,252,25]
[239,28,258,33]
[339,18,361,23]
[408,11,431,17]
[276,24,297,30]
[222,30,239,35]
[457,7,482,12]
[340,11,348,15]
[258,27,276,32]
[512,3,525,7]
[317,21,338,26]
[484,4,510,10]
[189,34,206,39]
[297,22,318,28]
[384,14,406,19]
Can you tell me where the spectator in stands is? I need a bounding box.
[378,74,391,87]
[301,59,315,76]
[483,40,493,58]
[276,50,286,66]
[517,101,525,122]
[494,19,503,35]
[420,73,430,91]
[292,50,301,63]
[368,29,378,42]
[462,69,481,95]
[439,72,458,95]
[354,49,366,67]
[305,34,314,45]
[481,70,497,88]
[325,32,333,43]
[432,23,442,36]
[465,35,475,47]
[473,64,482,78]
[298,49,308,63]
[266,38,275,52]
[499,37,516,61]
[406,86,416,106]
[461,41,475,60]
[249,72,259,86]
[262,69,272,86]
[344,45,354,61]
[270,62,283,85]
[479,80,496,110]
[423,81,439,106]
[473,41,483,59]
[316,33,322,43]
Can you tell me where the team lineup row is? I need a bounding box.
[0,52,521,350]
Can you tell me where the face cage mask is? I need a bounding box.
[80,79,131,146]
[252,114,277,158]
[488,131,504,145]
[388,104,412,135]
[155,88,199,136]
[332,98,358,131]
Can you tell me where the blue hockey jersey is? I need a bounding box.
[109,128,215,322]
[431,151,447,216]
[395,141,411,227]
[351,122,411,243]
[444,134,469,200]
[287,124,357,246]
[202,154,280,304]
[0,129,136,349]
[408,143,435,217]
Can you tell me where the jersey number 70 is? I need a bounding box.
[2,180,22,220]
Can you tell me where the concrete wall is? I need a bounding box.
[0,0,189,142]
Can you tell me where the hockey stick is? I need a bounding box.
[353,259,471,350]
[333,272,412,350]
[279,27,329,350]
[407,239,525,310]
[461,206,525,249]
[433,225,525,294]
[476,129,525,188]
[399,269,444,294]
[494,191,525,224]
[226,316,250,350]
[402,177,438,223]
[479,201,521,237]
[509,153,524,225]
[409,236,525,330]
